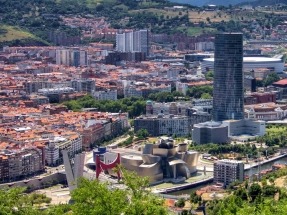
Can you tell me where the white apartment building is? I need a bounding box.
[116,30,149,55]
[93,90,117,101]
[45,134,82,165]
[56,48,88,67]
[45,142,60,166]
[124,86,143,98]
[195,41,214,51]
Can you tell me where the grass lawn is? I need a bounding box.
[177,26,216,36]
[188,10,230,23]
[266,126,287,137]
[0,25,35,42]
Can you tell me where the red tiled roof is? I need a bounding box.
[273,79,287,86]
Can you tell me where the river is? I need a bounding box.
[168,156,287,196]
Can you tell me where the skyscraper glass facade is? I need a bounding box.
[212,33,244,121]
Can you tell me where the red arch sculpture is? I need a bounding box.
[95,153,121,180]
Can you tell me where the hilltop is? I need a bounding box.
[170,0,287,6]
[0,0,286,46]
[170,0,256,6]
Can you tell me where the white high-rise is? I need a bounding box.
[116,30,149,56]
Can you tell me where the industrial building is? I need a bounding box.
[202,57,284,73]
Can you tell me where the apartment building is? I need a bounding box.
[93,90,117,101]
[56,48,87,67]
[70,79,96,94]
[214,159,244,187]
[0,147,45,182]
[116,29,149,56]
[134,114,190,137]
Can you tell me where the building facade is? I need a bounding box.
[93,90,117,101]
[134,115,190,137]
[214,159,244,187]
[213,33,244,121]
[116,30,149,56]
[192,121,229,144]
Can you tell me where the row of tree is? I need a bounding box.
[63,91,191,118]
[0,168,168,215]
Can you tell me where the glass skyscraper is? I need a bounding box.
[212,33,244,121]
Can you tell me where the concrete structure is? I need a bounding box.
[0,148,45,183]
[244,92,276,105]
[93,90,117,101]
[145,101,193,116]
[56,48,87,67]
[116,30,149,56]
[176,82,188,95]
[45,142,60,166]
[47,135,82,164]
[192,121,229,144]
[202,57,284,73]
[70,79,95,94]
[214,159,244,187]
[120,138,199,184]
[223,119,266,141]
[63,150,85,191]
[134,114,190,137]
[38,87,74,96]
[195,42,214,51]
[213,33,244,122]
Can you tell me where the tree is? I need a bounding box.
[263,73,280,87]
[201,93,212,99]
[249,183,262,201]
[69,167,168,215]
[176,198,185,208]
[0,187,52,215]
[136,129,149,139]
[120,168,167,215]
[205,71,214,81]
[71,178,128,215]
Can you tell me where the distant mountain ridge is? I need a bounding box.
[240,0,287,7]
[169,0,255,6]
[169,0,287,6]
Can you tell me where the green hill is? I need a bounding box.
[0,25,50,47]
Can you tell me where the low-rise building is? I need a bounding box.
[245,102,287,121]
[134,114,190,137]
[192,121,228,144]
[223,119,265,141]
[93,90,117,101]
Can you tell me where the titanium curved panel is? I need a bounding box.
[153,148,168,157]
[142,154,161,164]
[177,163,191,178]
[177,143,188,152]
[167,147,177,157]
[182,151,199,174]
[143,144,154,155]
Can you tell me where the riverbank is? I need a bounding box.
[152,175,213,194]
[244,153,287,171]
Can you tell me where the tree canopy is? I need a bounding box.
[0,168,168,215]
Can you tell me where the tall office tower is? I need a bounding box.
[212,33,244,121]
[116,30,149,56]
